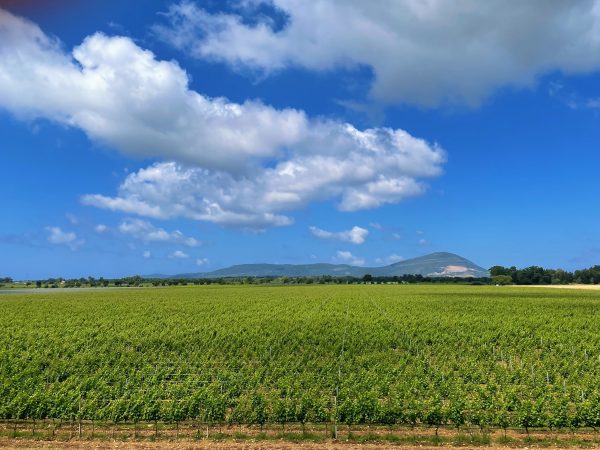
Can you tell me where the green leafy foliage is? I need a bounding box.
[0,285,599,429]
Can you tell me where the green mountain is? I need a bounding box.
[375,252,489,277]
[163,252,489,279]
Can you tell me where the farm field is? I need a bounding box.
[1,284,600,444]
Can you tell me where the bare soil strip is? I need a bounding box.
[1,424,600,450]
[0,439,489,450]
[507,284,600,290]
[2,439,600,450]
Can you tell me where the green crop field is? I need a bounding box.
[1,284,600,433]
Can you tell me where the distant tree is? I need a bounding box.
[363,274,373,283]
[492,275,513,285]
[489,266,509,277]
[575,265,600,284]
[551,269,573,284]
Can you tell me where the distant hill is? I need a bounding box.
[374,252,489,277]
[150,252,489,279]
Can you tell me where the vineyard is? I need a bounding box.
[1,284,599,439]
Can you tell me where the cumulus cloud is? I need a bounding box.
[118,218,200,246]
[82,124,443,226]
[0,9,445,228]
[169,250,189,259]
[82,163,294,228]
[334,250,365,266]
[0,8,306,172]
[94,224,108,233]
[155,1,600,106]
[196,257,209,266]
[309,225,368,244]
[143,250,152,259]
[46,226,83,250]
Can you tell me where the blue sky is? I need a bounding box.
[2,1,600,279]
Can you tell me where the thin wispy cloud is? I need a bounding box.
[375,254,404,265]
[118,218,200,247]
[46,226,83,250]
[334,250,365,266]
[169,250,189,259]
[309,225,368,244]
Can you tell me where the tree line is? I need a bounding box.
[490,265,600,285]
[5,274,490,288]
[4,264,600,287]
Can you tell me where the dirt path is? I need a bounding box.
[507,284,600,291]
[0,439,581,450]
[2,423,599,449]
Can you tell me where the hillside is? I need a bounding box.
[159,252,489,279]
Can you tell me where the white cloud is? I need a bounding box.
[0,8,307,172]
[143,250,152,259]
[375,254,404,265]
[369,222,382,230]
[94,224,108,233]
[418,238,428,245]
[65,213,78,225]
[549,84,600,110]
[169,250,189,259]
[309,225,368,244]
[46,227,76,244]
[0,9,445,228]
[46,226,83,250]
[118,218,200,246]
[155,1,600,107]
[81,124,444,227]
[196,257,209,266]
[586,98,600,109]
[334,250,365,266]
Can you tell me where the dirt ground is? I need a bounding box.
[2,421,600,449]
[0,439,590,450]
[508,284,600,291]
